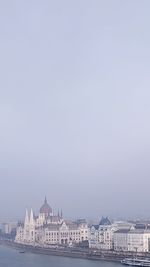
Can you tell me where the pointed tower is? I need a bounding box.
[24,209,29,226]
[61,209,63,218]
[29,208,35,244]
[24,209,30,243]
[30,208,35,225]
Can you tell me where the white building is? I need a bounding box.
[15,198,88,246]
[89,217,117,250]
[2,222,17,234]
[113,221,135,230]
[114,229,150,252]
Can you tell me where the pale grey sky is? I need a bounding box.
[0,0,150,221]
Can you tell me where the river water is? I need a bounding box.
[0,245,122,267]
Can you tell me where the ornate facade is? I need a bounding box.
[89,217,117,250]
[15,198,89,246]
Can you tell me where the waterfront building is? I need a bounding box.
[15,198,88,246]
[114,228,150,252]
[2,222,17,235]
[89,217,117,250]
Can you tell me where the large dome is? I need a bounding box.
[40,197,52,215]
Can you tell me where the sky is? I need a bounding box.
[0,0,150,221]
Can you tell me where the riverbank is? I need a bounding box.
[1,240,150,262]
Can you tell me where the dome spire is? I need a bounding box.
[44,196,47,204]
[40,197,52,216]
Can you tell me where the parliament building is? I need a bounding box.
[15,198,89,246]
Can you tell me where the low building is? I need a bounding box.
[2,222,17,234]
[113,221,135,230]
[114,229,150,252]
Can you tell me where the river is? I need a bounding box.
[0,245,122,267]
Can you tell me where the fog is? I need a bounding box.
[0,0,150,221]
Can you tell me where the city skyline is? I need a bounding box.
[1,196,150,223]
[14,197,150,253]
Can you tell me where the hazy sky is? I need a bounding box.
[0,0,150,221]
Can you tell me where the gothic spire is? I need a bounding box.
[24,209,29,225]
[30,208,34,225]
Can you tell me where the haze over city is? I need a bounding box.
[0,0,150,221]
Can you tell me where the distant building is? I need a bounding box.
[113,221,135,230]
[114,228,150,252]
[89,217,117,250]
[2,222,17,234]
[15,197,88,246]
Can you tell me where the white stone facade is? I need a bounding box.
[15,199,88,246]
[114,229,150,252]
[89,217,117,250]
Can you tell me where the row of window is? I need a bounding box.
[45,232,86,236]
[46,239,59,242]
[45,238,80,242]
[46,232,59,236]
